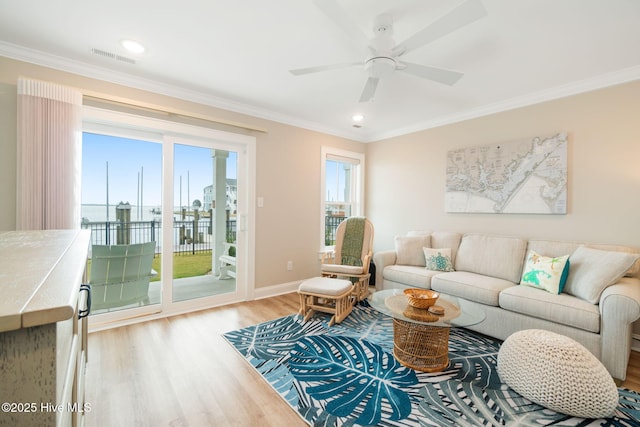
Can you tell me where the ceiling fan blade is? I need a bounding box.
[312,0,370,49]
[400,62,464,86]
[392,0,487,56]
[359,77,379,103]
[289,62,360,76]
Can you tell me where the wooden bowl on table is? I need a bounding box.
[404,288,439,309]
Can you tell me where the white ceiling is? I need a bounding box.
[1,0,639,142]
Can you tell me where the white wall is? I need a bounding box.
[366,80,640,252]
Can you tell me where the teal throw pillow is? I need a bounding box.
[520,250,570,294]
[423,247,454,272]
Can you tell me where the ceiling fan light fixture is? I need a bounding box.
[365,56,396,79]
[121,39,145,54]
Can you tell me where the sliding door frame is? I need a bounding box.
[84,106,256,330]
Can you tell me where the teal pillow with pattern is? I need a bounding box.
[423,247,454,272]
[520,250,570,294]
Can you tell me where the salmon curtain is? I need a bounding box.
[16,78,82,230]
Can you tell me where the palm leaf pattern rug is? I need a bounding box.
[223,301,640,426]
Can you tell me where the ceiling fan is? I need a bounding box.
[289,0,487,103]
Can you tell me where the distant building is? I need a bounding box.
[203,179,237,215]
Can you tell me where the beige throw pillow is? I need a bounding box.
[564,246,640,304]
[394,235,431,266]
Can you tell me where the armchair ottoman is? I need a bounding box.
[298,277,353,326]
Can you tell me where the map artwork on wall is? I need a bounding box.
[445,133,567,214]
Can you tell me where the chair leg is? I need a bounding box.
[299,293,316,322]
[298,293,305,316]
[334,294,353,325]
[354,276,370,301]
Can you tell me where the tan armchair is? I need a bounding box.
[321,217,374,302]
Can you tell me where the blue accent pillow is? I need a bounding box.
[423,247,454,272]
[520,250,570,294]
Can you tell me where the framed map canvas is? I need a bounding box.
[445,133,567,214]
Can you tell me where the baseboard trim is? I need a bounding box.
[253,280,303,300]
[89,279,308,332]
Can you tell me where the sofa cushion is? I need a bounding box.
[587,243,640,277]
[430,231,462,264]
[520,250,570,294]
[500,285,600,333]
[395,235,431,266]
[431,271,516,306]
[564,246,640,304]
[383,265,438,289]
[454,233,527,283]
[527,240,580,258]
[423,247,454,272]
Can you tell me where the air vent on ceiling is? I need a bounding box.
[90,48,136,65]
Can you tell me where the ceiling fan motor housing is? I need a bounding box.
[365,56,396,79]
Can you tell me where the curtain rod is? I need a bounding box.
[82,94,268,134]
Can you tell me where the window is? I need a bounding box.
[321,147,364,249]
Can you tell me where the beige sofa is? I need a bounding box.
[373,231,640,382]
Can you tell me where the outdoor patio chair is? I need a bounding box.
[321,217,374,302]
[89,241,156,311]
[218,242,237,279]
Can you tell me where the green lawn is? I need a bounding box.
[151,253,212,281]
[87,252,212,281]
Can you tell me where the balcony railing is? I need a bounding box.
[82,215,342,253]
[81,219,236,255]
[325,215,346,246]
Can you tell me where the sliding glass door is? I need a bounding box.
[170,141,238,303]
[81,132,163,315]
[83,106,252,326]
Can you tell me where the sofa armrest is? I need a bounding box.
[600,277,640,318]
[372,250,397,291]
[599,277,640,381]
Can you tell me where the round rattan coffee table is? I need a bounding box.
[370,289,485,372]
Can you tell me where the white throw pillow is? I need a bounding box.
[564,246,640,304]
[394,235,431,266]
[423,247,454,272]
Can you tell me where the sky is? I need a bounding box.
[326,160,348,202]
[81,132,237,207]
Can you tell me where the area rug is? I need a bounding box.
[223,301,640,426]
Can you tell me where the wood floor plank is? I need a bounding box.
[85,293,306,427]
[84,292,640,426]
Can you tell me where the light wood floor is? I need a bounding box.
[85,292,640,426]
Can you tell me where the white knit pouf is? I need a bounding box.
[497,329,618,419]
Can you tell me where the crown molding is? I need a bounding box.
[2,41,638,144]
[371,65,640,142]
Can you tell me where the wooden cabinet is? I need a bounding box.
[0,230,91,427]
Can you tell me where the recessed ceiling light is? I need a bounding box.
[121,39,145,54]
[352,114,364,122]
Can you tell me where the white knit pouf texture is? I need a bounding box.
[497,329,619,419]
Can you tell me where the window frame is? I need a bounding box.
[320,146,365,252]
